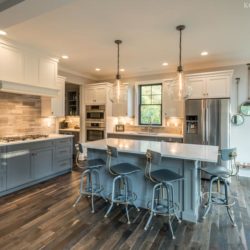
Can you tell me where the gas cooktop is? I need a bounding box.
[0,134,49,143]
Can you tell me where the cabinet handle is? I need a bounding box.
[59,150,68,154]
[59,162,67,167]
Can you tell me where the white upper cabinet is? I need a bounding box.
[112,85,134,117]
[0,39,58,90]
[186,70,233,99]
[84,83,107,105]
[51,76,65,117]
[163,81,184,118]
[0,43,24,83]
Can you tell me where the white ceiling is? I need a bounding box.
[1,0,250,80]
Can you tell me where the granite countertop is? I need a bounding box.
[83,138,218,163]
[107,131,183,138]
[59,128,80,132]
[0,134,74,146]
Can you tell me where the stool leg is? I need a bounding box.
[90,172,95,213]
[105,175,121,218]
[123,176,131,224]
[168,183,181,223]
[203,176,217,219]
[73,170,89,207]
[144,183,160,231]
[224,179,236,227]
[168,215,175,240]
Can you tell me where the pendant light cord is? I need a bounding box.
[179,29,182,69]
[236,78,240,112]
[115,40,122,80]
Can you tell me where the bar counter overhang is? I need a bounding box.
[82,138,218,223]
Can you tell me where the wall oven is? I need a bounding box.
[86,105,105,121]
[86,105,105,141]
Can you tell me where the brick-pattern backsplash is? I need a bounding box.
[0,92,56,137]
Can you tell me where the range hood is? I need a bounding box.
[0,80,59,97]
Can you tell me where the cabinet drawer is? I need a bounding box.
[55,138,72,147]
[54,158,72,172]
[55,146,71,160]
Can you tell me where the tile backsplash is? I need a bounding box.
[109,117,183,134]
[0,92,56,137]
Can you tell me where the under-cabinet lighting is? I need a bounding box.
[95,68,101,71]
[61,55,69,59]
[162,62,168,66]
[0,30,7,36]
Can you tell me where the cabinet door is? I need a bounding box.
[32,148,53,179]
[187,77,206,99]
[206,76,230,98]
[51,76,65,117]
[0,43,25,83]
[39,58,57,88]
[85,86,107,104]
[0,147,6,192]
[6,149,32,189]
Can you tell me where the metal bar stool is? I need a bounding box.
[104,145,141,224]
[144,149,183,240]
[202,148,238,226]
[73,143,106,213]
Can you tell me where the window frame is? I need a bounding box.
[138,83,162,126]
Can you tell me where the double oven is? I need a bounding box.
[86,105,105,141]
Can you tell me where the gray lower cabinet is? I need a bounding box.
[0,146,6,192]
[107,133,183,143]
[32,148,53,179]
[6,146,32,189]
[1,137,72,196]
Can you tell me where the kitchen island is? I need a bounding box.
[83,138,218,223]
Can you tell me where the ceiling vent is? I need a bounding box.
[0,0,25,12]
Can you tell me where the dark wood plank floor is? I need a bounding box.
[0,171,249,250]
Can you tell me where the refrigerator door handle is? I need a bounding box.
[206,105,209,145]
[202,100,206,144]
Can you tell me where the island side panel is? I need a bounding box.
[87,148,200,223]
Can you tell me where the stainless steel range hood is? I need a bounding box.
[0,80,59,97]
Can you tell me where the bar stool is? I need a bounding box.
[144,149,183,239]
[104,145,141,224]
[202,148,238,226]
[73,143,106,213]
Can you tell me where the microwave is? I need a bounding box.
[86,105,105,120]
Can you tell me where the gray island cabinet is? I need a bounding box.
[83,138,218,223]
[0,135,73,196]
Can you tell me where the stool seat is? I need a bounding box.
[202,166,230,178]
[111,163,141,175]
[85,158,105,169]
[151,169,183,183]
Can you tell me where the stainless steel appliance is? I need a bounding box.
[86,105,105,141]
[86,105,105,121]
[184,98,230,178]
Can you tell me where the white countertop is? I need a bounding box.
[0,134,74,146]
[107,131,183,138]
[83,138,218,163]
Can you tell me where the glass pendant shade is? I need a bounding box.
[109,79,126,104]
[166,71,191,101]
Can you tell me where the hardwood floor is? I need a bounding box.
[0,171,249,250]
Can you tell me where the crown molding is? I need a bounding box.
[58,65,98,81]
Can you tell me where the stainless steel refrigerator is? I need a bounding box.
[184,98,230,178]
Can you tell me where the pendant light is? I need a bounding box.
[109,39,125,104]
[166,25,191,100]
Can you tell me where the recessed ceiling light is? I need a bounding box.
[162,62,168,66]
[120,68,125,72]
[95,68,101,71]
[61,55,69,59]
[201,51,208,56]
[0,30,7,36]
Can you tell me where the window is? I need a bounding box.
[139,83,162,125]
